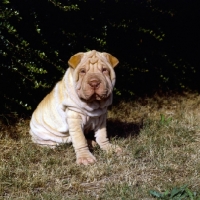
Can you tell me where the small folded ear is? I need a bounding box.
[68,52,84,68]
[103,53,119,68]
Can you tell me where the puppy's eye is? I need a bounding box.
[80,69,86,74]
[102,68,108,73]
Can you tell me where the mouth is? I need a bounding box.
[82,93,108,102]
[95,93,106,100]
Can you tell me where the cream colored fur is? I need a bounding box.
[29,50,121,165]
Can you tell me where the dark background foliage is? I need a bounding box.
[0,0,199,115]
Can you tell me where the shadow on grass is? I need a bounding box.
[107,119,143,139]
[86,119,143,141]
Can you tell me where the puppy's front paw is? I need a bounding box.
[76,153,96,165]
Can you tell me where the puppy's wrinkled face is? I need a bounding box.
[75,56,114,102]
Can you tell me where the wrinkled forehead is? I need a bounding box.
[72,50,116,84]
[77,51,111,70]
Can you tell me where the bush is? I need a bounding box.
[0,0,199,114]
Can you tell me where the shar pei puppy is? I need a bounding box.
[30,50,122,165]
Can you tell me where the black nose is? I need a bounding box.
[88,79,100,89]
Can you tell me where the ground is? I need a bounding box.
[1,92,200,199]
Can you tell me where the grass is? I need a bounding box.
[1,92,200,199]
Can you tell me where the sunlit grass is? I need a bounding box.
[1,92,200,199]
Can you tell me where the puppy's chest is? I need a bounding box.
[82,115,101,133]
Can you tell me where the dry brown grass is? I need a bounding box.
[1,92,200,199]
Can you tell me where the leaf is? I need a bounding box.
[150,190,162,198]
[170,185,187,198]
[170,187,182,198]
[36,28,41,33]
[160,114,165,124]
[2,0,10,4]
[163,190,169,197]
[185,188,194,200]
